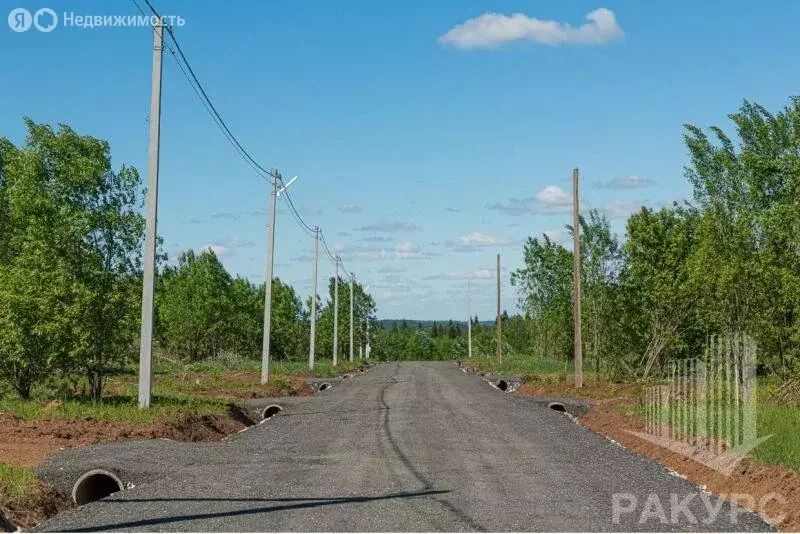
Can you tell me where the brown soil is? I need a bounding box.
[520,380,800,532]
[0,407,249,468]
[0,405,254,531]
[0,369,336,530]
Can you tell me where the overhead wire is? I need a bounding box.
[135,0,357,283]
[138,0,271,180]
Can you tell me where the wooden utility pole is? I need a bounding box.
[138,17,164,409]
[572,168,583,388]
[496,253,502,363]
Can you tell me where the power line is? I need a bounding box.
[137,0,271,181]
[319,231,339,265]
[137,0,358,283]
[277,177,316,236]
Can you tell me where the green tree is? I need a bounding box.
[157,249,233,362]
[575,209,621,376]
[511,234,573,362]
[684,99,800,375]
[0,120,144,400]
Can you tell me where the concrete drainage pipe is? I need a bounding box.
[496,379,509,392]
[318,382,331,391]
[548,402,567,413]
[72,469,124,505]
[261,404,283,420]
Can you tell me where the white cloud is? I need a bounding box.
[395,241,427,260]
[200,244,229,257]
[488,185,573,216]
[537,185,570,206]
[438,8,624,49]
[354,248,387,261]
[602,201,640,219]
[213,237,254,249]
[394,241,439,260]
[339,203,362,213]
[330,242,388,262]
[452,232,511,248]
[598,175,657,189]
[542,229,567,243]
[358,220,419,233]
[424,269,494,280]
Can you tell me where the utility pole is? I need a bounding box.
[366,319,371,359]
[332,257,339,366]
[349,273,354,362]
[138,16,164,410]
[309,225,319,370]
[261,169,279,384]
[496,253,502,363]
[467,279,472,359]
[572,167,583,388]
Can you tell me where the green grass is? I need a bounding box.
[0,358,363,423]
[634,384,800,471]
[466,352,595,380]
[753,403,800,470]
[0,463,37,502]
[149,357,364,377]
[0,395,229,423]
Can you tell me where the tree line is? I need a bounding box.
[3,97,797,399]
[0,119,376,402]
[511,97,800,380]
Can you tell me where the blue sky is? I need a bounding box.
[3,1,800,320]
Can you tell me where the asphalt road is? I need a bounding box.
[37,362,772,532]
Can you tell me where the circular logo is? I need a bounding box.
[33,7,57,32]
[8,7,32,32]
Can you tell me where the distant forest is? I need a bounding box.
[377,319,496,331]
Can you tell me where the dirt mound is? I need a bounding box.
[0,407,249,468]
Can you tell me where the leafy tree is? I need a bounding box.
[684,99,800,375]
[575,209,621,375]
[157,249,233,362]
[316,276,376,362]
[0,120,144,400]
[511,234,573,362]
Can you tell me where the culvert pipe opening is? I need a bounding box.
[496,380,509,392]
[72,469,124,505]
[318,382,331,391]
[548,402,567,413]
[261,404,283,420]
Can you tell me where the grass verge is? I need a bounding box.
[0,463,68,531]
